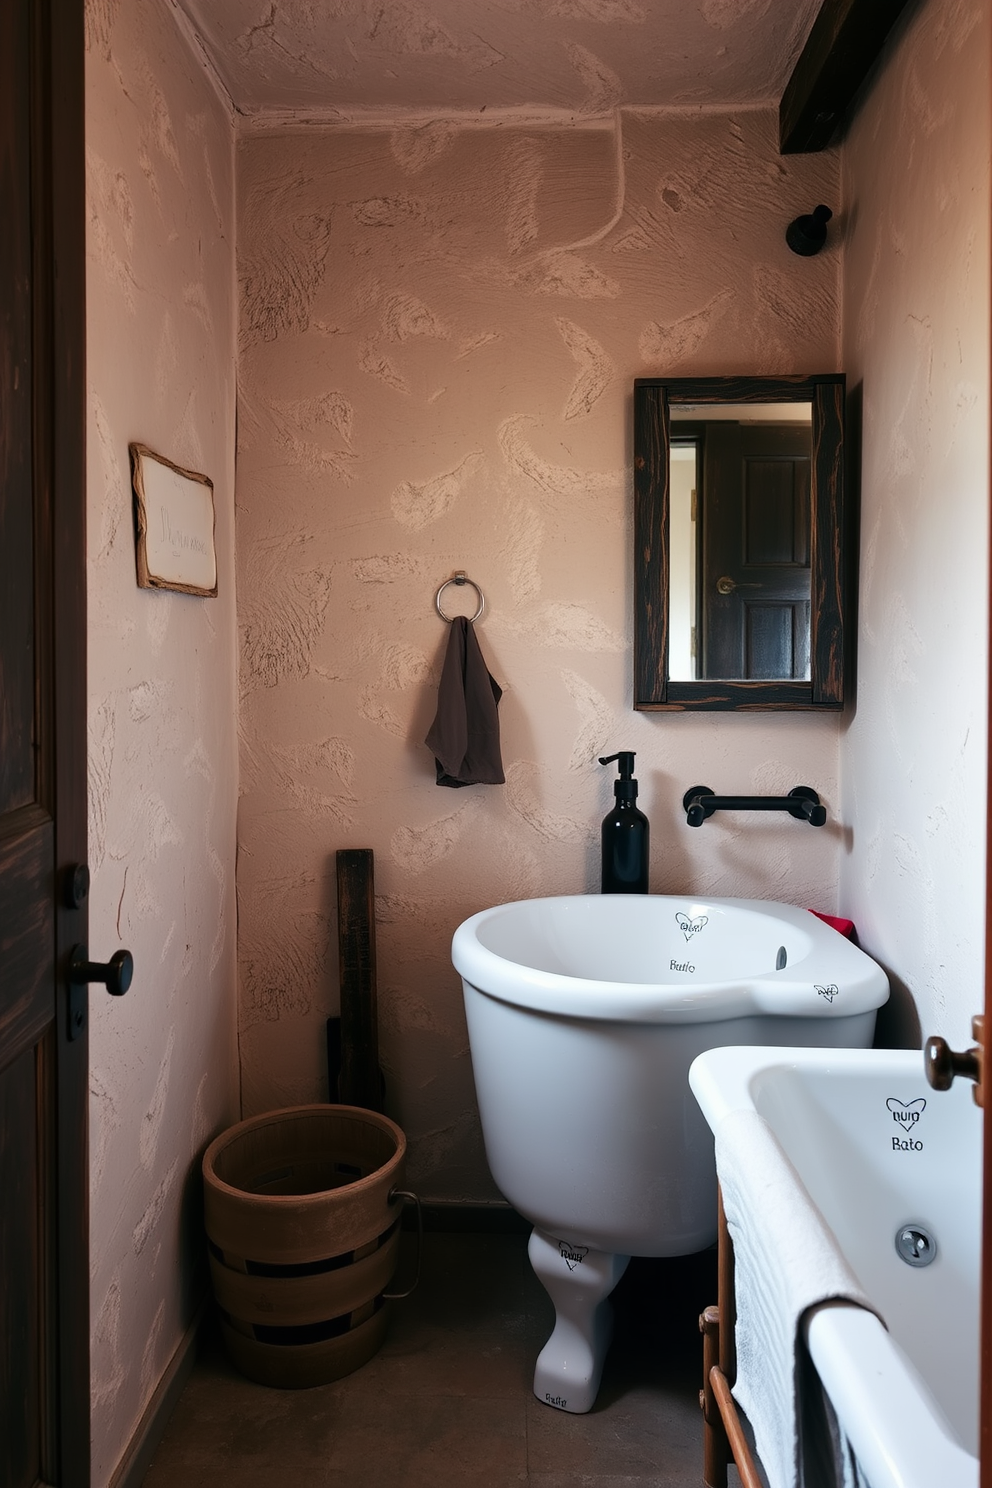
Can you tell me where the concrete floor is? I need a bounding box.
[141,1230,727,1487]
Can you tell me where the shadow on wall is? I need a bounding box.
[178,1155,210,1317]
[872,971,922,1050]
[640,768,694,892]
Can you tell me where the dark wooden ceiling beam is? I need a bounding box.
[780,0,915,154]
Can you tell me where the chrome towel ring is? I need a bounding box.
[435,571,485,623]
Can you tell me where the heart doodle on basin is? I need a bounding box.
[557,1240,588,1271]
[886,1097,926,1127]
[676,913,708,942]
[815,984,840,1003]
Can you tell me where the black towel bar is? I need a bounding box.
[682,785,826,828]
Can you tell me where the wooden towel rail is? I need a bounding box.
[698,1188,764,1488]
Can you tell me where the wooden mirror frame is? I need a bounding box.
[633,373,848,711]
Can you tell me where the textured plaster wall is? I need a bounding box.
[236,110,843,1200]
[839,0,990,1049]
[85,1,239,1481]
[173,0,822,117]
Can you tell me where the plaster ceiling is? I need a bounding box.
[171,0,823,121]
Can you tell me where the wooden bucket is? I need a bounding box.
[202,1104,407,1388]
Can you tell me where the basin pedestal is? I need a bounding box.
[453,894,889,1415]
[528,1227,630,1413]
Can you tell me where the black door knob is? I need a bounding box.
[65,863,91,909]
[69,944,134,997]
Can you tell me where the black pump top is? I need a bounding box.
[600,751,635,778]
[599,751,638,801]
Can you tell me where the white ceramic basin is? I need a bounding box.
[689,1045,980,1488]
[453,895,888,1256]
[453,894,889,1023]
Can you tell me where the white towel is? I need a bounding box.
[715,1110,878,1488]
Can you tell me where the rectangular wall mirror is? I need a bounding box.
[633,374,848,711]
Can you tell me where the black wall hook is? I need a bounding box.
[786,204,832,256]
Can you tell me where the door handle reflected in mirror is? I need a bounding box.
[715,576,763,596]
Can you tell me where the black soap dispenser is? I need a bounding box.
[599,752,649,894]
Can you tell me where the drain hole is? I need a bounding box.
[896,1224,937,1267]
[776,946,787,970]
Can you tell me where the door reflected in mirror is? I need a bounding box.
[633,374,848,712]
[669,401,812,682]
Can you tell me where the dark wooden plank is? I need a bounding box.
[641,681,833,712]
[0,1048,42,1488]
[633,382,670,707]
[0,0,36,816]
[634,374,833,405]
[336,850,382,1112]
[0,815,55,1068]
[983,224,992,1488]
[780,0,916,155]
[38,0,91,1478]
[0,0,86,1479]
[810,379,846,704]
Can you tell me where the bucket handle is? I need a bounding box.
[383,1188,422,1300]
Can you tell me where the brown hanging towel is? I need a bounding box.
[425,615,505,787]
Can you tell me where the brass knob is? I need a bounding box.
[716,576,762,596]
[924,1016,984,1105]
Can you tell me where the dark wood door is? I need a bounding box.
[982,386,992,1488]
[0,2,89,1485]
[700,423,812,680]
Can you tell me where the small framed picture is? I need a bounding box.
[129,443,217,597]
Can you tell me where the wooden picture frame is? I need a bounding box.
[129,442,217,597]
